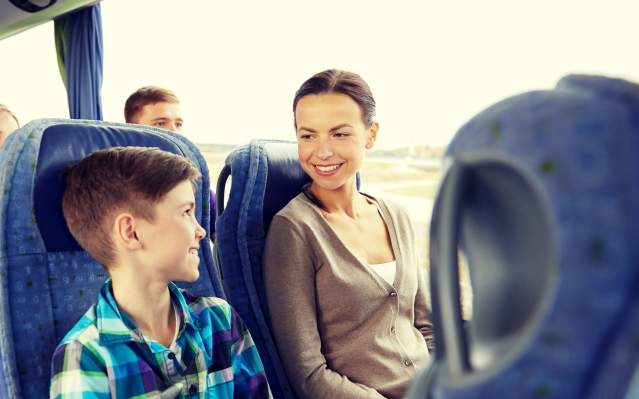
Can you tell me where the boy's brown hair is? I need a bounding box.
[62,147,200,267]
[124,86,180,123]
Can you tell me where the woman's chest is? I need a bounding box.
[324,211,395,264]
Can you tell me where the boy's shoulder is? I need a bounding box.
[55,304,100,351]
[179,291,250,338]
[181,290,229,308]
[180,291,234,320]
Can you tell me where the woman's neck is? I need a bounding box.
[311,179,367,218]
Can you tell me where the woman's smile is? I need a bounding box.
[313,162,344,176]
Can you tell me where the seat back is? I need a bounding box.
[215,140,309,399]
[0,118,224,399]
[408,75,639,399]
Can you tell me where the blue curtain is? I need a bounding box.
[54,4,104,120]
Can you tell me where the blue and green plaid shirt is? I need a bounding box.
[50,280,271,398]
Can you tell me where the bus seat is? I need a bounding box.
[214,140,308,399]
[0,118,224,399]
[408,75,639,399]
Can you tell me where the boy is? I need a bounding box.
[50,147,271,398]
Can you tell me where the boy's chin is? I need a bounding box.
[184,271,200,283]
[174,269,200,283]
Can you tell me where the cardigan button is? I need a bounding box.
[390,326,396,334]
[389,291,397,297]
[403,359,412,366]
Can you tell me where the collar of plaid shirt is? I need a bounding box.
[95,279,197,347]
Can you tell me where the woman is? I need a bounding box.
[264,69,434,399]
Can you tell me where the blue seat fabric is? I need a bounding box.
[419,75,639,399]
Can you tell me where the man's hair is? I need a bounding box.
[0,103,20,126]
[124,86,180,123]
[62,147,200,267]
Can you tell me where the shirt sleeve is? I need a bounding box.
[414,258,436,353]
[264,215,387,399]
[50,342,110,399]
[404,205,435,354]
[228,305,272,398]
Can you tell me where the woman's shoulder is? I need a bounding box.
[272,192,321,226]
[267,193,327,247]
[365,193,416,235]
[363,192,408,218]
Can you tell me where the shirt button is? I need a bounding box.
[403,359,412,366]
[389,291,397,297]
[390,326,396,334]
[167,352,175,360]
[189,384,197,395]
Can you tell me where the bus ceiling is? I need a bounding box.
[0,0,101,41]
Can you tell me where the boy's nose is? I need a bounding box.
[195,222,206,240]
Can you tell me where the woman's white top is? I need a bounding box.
[367,260,397,286]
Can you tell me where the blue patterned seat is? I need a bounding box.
[214,140,309,399]
[0,119,225,398]
[408,75,639,399]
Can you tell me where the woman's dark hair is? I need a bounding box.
[293,69,376,128]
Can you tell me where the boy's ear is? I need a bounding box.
[113,213,142,250]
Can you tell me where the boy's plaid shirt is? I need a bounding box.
[50,280,271,398]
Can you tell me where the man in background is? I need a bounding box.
[125,86,183,132]
[124,87,216,236]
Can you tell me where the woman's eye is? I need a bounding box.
[334,132,349,138]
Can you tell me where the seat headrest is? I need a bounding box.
[34,123,190,252]
[261,141,311,230]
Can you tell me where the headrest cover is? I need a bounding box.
[34,123,186,252]
[262,142,311,230]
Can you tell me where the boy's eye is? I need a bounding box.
[154,121,166,127]
[176,122,183,128]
